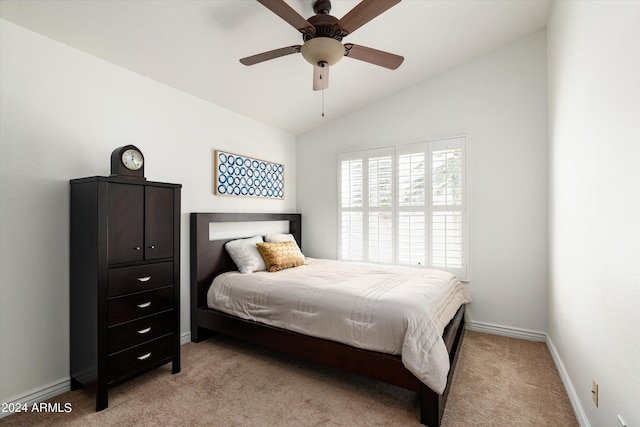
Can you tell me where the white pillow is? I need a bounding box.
[225,235,267,274]
[264,233,295,243]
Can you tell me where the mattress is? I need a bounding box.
[207,258,472,393]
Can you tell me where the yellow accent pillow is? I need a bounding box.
[256,241,305,272]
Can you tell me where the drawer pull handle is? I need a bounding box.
[134,246,141,251]
[148,245,155,249]
[137,276,152,282]
[137,352,152,361]
[137,327,152,334]
[137,302,151,308]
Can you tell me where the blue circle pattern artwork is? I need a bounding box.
[216,151,284,199]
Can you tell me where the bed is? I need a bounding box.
[190,212,470,427]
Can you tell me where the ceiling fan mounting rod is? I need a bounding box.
[313,0,332,15]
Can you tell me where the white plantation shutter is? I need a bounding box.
[368,156,393,208]
[397,144,427,266]
[398,211,425,265]
[340,157,363,209]
[368,211,393,263]
[338,137,467,279]
[429,138,466,278]
[338,149,394,262]
[398,150,425,208]
[367,153,393,263]
[340,212,363,260]
[340,155,364,261]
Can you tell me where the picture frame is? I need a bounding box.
[214,150,284,199]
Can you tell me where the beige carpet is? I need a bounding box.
[1,331,578,426]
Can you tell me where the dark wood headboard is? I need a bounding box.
[189,212,302,328]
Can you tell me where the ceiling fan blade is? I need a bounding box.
[313,64,329,91]
[344,43,404,70]
[338,0,401,36]
[257,0,315,36]
[240,45,302,66]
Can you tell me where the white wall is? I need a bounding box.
[547,2,640,426]
[297,31,548,335]
[0,20,296,403]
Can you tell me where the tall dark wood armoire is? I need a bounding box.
[70,176,181,411]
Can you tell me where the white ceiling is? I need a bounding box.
[0,0,552,135]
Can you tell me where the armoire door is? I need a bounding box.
[108,183,144,264]
[144,185,174,260]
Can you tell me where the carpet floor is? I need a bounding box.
[1,331,578,426]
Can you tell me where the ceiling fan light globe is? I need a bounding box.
[301,37,344,67]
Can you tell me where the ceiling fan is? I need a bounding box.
[240,0,404,91]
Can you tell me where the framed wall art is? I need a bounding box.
[214,150,284,199]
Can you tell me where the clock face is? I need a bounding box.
[121,149,144,171]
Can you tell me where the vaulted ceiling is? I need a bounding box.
[0,0,552,135]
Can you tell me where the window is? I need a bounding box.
[338,137,468,280]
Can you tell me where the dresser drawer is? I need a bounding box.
[108,311,173,354]
[108,335,173,383]
[108,286,173,325]
[108,262,173,297]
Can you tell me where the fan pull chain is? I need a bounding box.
[316,60,328,117]
[322,83,325,117]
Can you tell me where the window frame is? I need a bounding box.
[337,137,468,280]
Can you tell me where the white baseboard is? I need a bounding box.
[466,320,547,342]
[546,336,590,427]
[180,331,191,345]
[466,321,589,427]
[1,335,193,420]
[0,378,70,420]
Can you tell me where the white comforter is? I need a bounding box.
[207,258,472,393]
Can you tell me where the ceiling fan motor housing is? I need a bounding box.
[303,14,345,42]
